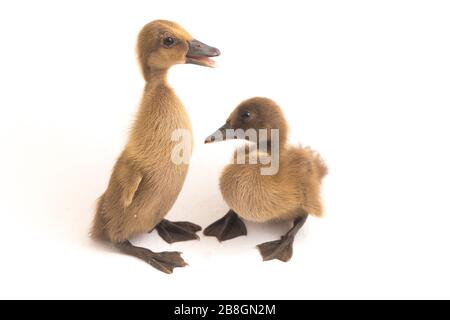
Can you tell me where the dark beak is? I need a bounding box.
[205,123,233,144]
[186,39,221,68]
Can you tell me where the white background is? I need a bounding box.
[1,0,449,299]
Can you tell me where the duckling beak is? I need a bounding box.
[186,39,220,68]
[205,123,232,144]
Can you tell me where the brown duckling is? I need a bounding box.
[91,20,220,273]
[204,97,327,262]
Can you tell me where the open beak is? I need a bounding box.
[186,39,220,68]
[205,123,232,144]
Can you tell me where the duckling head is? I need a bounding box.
[137,20,220,79]
[205,97,288,146]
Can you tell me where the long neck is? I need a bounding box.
[143,66,168,87]
[139,67,174,115]
[127,66,182,154]
[133,67,174,131]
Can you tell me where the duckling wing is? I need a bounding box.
[120,171,142,208]
[113,157,143,208]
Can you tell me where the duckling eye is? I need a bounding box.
[163,37,176,47]
[241,111,251,120]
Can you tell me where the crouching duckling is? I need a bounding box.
[204,97,327,262]
[91,20,220,273]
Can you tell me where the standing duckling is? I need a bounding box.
[204,97,327,262]
[91,20,220,273]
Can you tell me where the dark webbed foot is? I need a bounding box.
[257,237,294,262]
[115,241,187,274]
[147,251,188,274]
[204,210,247,242]
[155,219,202,244]
[257,215,308,262]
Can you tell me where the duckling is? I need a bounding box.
[91,20,220,273]
[204,97,327,262]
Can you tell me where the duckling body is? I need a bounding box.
[93,81,192,242]
[220,146,326,223]
[91,20,220,273]
[204,97,327,262]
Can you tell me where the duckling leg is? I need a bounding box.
[155,219,202,244]
[204,210,247,242]
[257,215,308,262]
[115,240,187,274]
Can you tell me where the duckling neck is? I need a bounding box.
[257,131,287,154]
[127,66,191,160]
[143,67,168,85]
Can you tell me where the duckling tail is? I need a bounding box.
[313,153,328,181]
[304,146,328,181]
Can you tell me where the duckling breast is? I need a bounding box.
[219,163,303,222]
